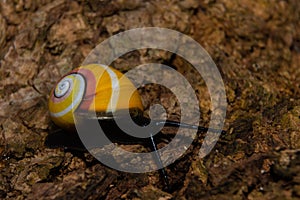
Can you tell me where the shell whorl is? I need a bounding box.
[48,64,143,130]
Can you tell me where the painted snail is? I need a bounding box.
[48,64,144,130]
[47,63,225,189]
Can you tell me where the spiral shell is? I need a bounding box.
[48,64,143,130]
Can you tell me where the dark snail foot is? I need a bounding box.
[44,118,172,151]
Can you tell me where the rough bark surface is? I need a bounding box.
[0,0,300,199]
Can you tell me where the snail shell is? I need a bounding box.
[48,64,143,130]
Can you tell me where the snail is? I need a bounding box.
[48,64,144,130]
[47,63,225,189]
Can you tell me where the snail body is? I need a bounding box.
[48,64,143,130]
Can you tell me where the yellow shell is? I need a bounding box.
[48,64,143,130]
